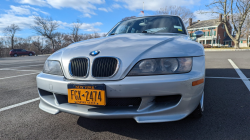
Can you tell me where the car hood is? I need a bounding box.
[51,33,204,80]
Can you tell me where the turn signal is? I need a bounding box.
[192,79,204,86]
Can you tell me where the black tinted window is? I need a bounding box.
[108,16,186,35]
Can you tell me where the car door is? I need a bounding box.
[16,49,22,55]
[21,49,28,55]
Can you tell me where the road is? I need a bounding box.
[0,52,250,140]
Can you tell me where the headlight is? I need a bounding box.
[43,60,63,76]
[128,57,192,76]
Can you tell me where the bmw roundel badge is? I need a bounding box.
[90,50,100,56]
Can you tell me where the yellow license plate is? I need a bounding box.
[68,84,106,106]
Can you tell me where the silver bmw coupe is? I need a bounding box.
[37,15,205,123]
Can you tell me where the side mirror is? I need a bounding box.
[191,31,203,41]
[194,31,203,38]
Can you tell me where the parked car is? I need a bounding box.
[9,49,35,57]
[37,15,205,123]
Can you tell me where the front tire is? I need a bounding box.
[29,53,33,56]
[14,54,17,57]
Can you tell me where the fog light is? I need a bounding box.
[192,79,204,86]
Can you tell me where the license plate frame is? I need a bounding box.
[67,84,106,106]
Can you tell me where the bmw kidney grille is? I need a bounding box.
[70,57,118,77]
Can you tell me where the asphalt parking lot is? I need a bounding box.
[1,52,250,139]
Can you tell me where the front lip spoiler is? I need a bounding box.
[38,88,204,123]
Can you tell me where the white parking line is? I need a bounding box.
[0,62,44,66]
[0,69,40,72]
[205,77,250,80]
[0,72,40,80]
[0,64,44,69]
[228,59,250,91]
[0,98,40,112]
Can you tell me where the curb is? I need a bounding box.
[37,54,51,56]
[205,49,250,51]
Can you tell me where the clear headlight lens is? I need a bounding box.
[138,59,157,72]
[128,57,192,76]
[43,60,63,76]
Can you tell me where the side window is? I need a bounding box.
[116,25,129,34]
[131,28,135,33]
[22,49,26,52]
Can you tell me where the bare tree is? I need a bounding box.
[241,15,250,46]
[156,6,195,26]
[3,24,21,49]
[31,36,48,54]
[0,38,4,57]
[31,16,59,51]
[69,20,83,43]
[122,16,137,21]
[203,0,250,49]
[92,32,101,38]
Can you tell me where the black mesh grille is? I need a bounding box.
[70,58,88,77]
[154,95,181,103]
[106,98,141,107]
[92,57,118,77]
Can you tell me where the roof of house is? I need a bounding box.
[187,19,221,29]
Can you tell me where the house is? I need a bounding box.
[224,35,250,47]
[187,14,233,47]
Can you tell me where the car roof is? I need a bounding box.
[12,49,25,51]
[121,15,181,22]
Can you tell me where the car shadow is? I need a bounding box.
[76,68,250,139]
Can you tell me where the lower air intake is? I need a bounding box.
[106,97,142,107]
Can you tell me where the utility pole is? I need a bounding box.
[247,15,249,47]
[141,2,144,16]
[143,2,144,16]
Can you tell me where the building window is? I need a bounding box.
[214,31,216,36]
[222,24,224,29]
[213,40,216,44]
[241,40,243,43]
[224,32,226,37]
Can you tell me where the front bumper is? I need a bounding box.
[37,56,205,123]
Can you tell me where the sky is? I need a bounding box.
[0,0,215,38]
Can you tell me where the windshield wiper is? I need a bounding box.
[110,33,116,35]
[141,30,156,34]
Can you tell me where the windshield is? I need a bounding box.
[108,16,186,36]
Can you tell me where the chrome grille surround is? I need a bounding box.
[69,57,90,78]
